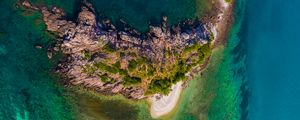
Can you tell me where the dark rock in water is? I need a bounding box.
[21,0,38,10]
[47,51,52,59]
[35,45,42,49]
[162,16,168,22]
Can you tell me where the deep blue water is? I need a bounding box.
[242,0,300,119]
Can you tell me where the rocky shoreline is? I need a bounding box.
[21,0,221,99]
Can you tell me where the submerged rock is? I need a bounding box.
[35,45,42,49]
[21,0,38,10]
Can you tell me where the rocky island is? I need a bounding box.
[21,0,232,117]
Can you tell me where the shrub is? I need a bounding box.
[97,74,115,83]
[147,78,172,95]
[95,62,118,74]
[113,61,121,69]
[183,44,201,54]
[128,60,138,71]
[82,64,96,75]
[177,60,188,73]
[197,43,211,63]
[173,72,185,83]
[147,65,156,76]
[102,42,115,53]
[95,62,127,75]
[123,76,141,85]
[82,51,92,60]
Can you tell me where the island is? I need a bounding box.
[21,0,232,118]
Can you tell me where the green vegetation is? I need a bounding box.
[82,64,97,75]
[146,65,156,76]
[112,61,121,69]
[128,60,138,71]
[85,41,212,94]
[123,76,142,85]
[225,0,232,3]
[102,42,115,53]
[197,44,212,63]
[82,51,92,60]
[146,43,212,94]
[147,78,172,95]
[97,74,115,83]
[177,60,190,73]
[173,72,186,83]
[147,62,187,94]
[95,62,127,75]
[95,62,117,74]
[183,43,201,54]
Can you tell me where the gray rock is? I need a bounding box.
[26,0,213,99]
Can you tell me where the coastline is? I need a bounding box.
[20,0,233,119]
[22,0,215,100]
[212,0,234,48]
[149,0,233,118]
[149,81,183,118]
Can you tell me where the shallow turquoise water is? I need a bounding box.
[0,0,251,119]
[2,0,282,119]
[0,0,75,120]
[0,0,245,119]
[242,0,300,119]
[156,1,247,119]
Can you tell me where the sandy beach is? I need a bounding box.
[149,0,231,118]
[150,81,183,118]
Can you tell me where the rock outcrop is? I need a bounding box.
[22,0,214,99]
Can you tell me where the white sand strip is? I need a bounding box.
[150,81,183,118]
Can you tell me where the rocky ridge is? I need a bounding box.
[21,0,215,99]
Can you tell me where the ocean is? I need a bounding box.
[2,0,299,120]
[0,0,75,119]
[243,0,300,119]
[170,0,247,119]
[0,0,204,120]
[177,0,300,119]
